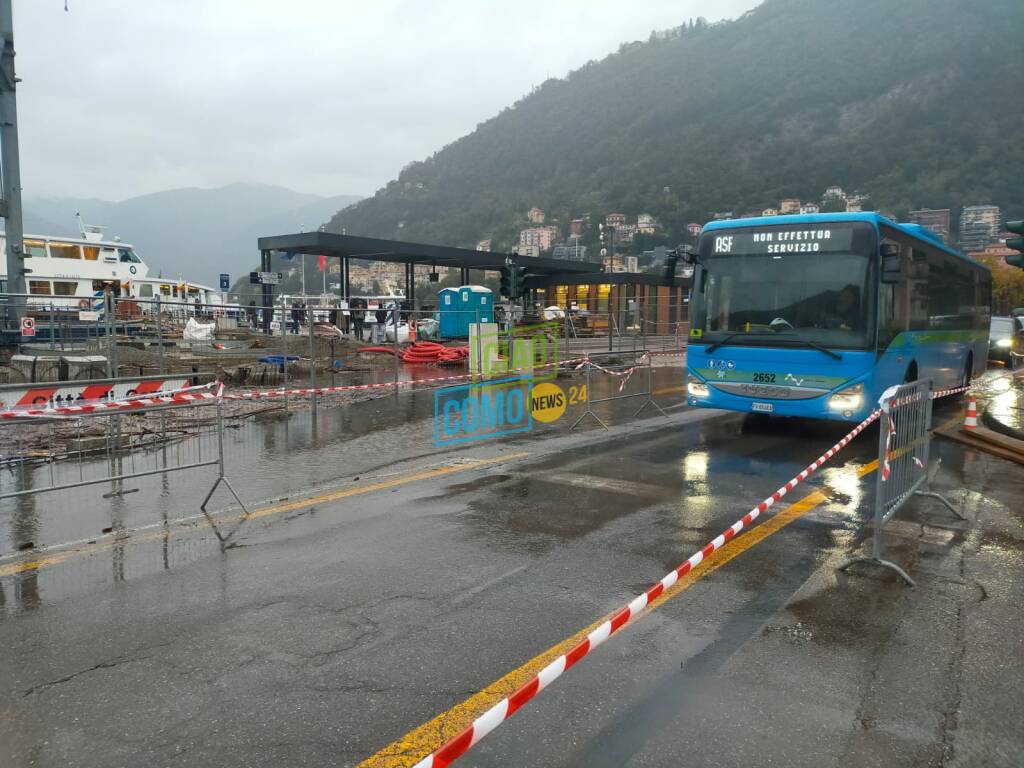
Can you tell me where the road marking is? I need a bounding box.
[0,452,531,579]
[653,384,685,396]
[543,473,667,497]
[451,565,529,606]
[358,458,879,768]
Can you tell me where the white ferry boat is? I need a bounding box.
[0,217,219,311]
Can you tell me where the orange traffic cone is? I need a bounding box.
[963,395,978,430]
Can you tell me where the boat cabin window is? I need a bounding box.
[29,280,52,295]
[101,248,118,262]
[159,284,171,296]
[25,240,47,258]
[83,246,99,261]
[53,281,78,296]
[118,248,142,264]
[139,284,153,298]
[49,242,81,259]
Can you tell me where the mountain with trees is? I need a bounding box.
[322,0,1023,259]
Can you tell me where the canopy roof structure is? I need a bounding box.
[256,231,600,275]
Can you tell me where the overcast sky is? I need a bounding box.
[16,0,757,202]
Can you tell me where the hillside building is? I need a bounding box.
[637,213,659,234]
[569,219,586,236]
[519,226,558,252]
[527,207,545,224]
[959,205,1001,251]
[514,244,540,258]
[605,212,627,228]
[476,239,492,252]
[616,224,638,243]
[552,242,588,262]
[779,199,801,214]
[909,209,951,241]
[762,208,779,217]
[799,203,820,215]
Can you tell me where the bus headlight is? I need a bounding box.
[687,375,709,398]
[828,383,863,411]
[996,338,1012,348]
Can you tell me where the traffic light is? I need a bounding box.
[500,265,528,299]
[500,266,514,298]
[1007,220,1024,269]
[514,266,528,299]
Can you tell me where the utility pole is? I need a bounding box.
[1,0,27,330]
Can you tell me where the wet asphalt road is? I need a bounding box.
[1,376,1023,768]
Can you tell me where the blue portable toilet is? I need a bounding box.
[458,285,493,337]
[438,287,462,338]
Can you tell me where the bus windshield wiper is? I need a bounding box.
[705,332,778,354]
[772,334,843,360]
[704,332,842,360]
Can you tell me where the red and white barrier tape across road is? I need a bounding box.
[575,352,652,392]
[0,382,222,420]
[408,408,882,768]
[217,354,640,402]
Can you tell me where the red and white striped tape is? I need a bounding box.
[408,408,881,768]
[0,382,222,419]
[878,383,969,479]
[219,354,659,402]
[574,352,652,392]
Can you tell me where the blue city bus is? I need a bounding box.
[685,213,991,422]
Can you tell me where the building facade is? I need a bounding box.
[527,207,545,224]
[518,226,558,252]
[637,213,659,234]
[959,205,1001,251]
[779,199,801,214]
[909,208,951,241]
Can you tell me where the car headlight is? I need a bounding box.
[828,382,864,411]
[687,374,709,398]
[996,338,1012,348]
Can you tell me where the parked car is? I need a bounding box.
[989,315,1024,367]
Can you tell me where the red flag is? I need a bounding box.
[318,254,327,272]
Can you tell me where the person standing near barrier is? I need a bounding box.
[374,304,388,343]
[351,298,366,340]
[290,301,301,334]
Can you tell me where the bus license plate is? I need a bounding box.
[751,402,774,413]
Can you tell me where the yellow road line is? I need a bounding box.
[653,384,685,396]
[0,452,530,578]
[359,458,879,768]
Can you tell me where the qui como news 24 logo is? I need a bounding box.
[433,323,580,446]
[433,378,575,447]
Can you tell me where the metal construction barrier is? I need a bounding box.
[569,351,666,430]
[0,385,249,545]
[838,379,963,586]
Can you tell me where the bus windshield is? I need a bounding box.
[695,222,876,350]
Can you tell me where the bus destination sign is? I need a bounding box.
[711,227,855,256]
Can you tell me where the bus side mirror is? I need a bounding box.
[880,244,901,283]
[679,245,699,265]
